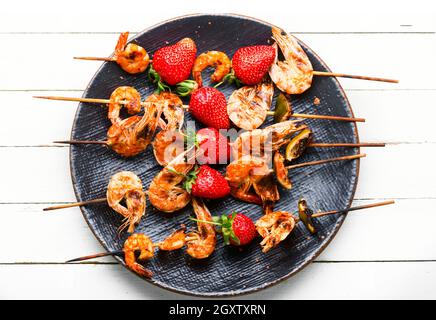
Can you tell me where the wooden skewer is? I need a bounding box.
[285,153,365,170]
[66,237,179,263]
[34,95,111,104]
[226,153,366,181]
[312,200,395,218]
[74,57,115,62]
[292,113,365,122]
[33,95,189,109]
[66,250,123,263]
[53,140,107,145]
[265,110,365,122]
[53,140,108,145]
[312,71,399,83]
[43,197,107,211]
[308,142,385,148]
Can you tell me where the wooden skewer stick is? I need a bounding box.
[285,153,365,170]
[73,57,115,62]
[308,142,385,148]
[312,71,399,83]
[66,238,178,263]
[311,200,395,218]
[292,113,365,122]
[66,250,123,263]
[33,95,189,109]
[265,110,365,122]
[53,140,108,145]
[43,197,107,211]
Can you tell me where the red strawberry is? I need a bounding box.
[189,87,230,129]
[151,38,197,86]
[185,165,230,199]
[213,213,257,246]
[231,45,276,85]
[196,127,230,165]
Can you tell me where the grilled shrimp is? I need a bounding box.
[185,198,216,259]
[114,32,150,74]
[252,171,280,214]
[108,86,142,125]
[255,211,297,253]
[148,149,195,213]
[107,101,162,157]
[152,129,185,166]
[273,151,292,190]
[192,51,231,87]
[231,120,306,160]
[106,171,146,233]
[226,155,270,205]
[123,233,154,277]
[269,27,313,94]
[227,82,274,130]
[157,227,187,251]
[146,92,184,130]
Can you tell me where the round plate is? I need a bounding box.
[70,14,359,297]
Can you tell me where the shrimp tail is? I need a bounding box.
[130,263,153,278]
[115,32,129,55]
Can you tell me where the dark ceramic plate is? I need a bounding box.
[70,14,359,297]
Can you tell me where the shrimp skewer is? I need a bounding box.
[231,120,308,160]
[228,87,364,131]
[74,32,150,74]
[52,92,184,158]
[66,200,394,264]
[66,228,187,277]
[44,171,146,234]
[226,153,365,211]
[269,27,398,95]
[67,199,218,273]
[34,91,188,119]
[256,199,395,253]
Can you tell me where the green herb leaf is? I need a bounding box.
[182,165,200,193]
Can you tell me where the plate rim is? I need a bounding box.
[68,13,360,297]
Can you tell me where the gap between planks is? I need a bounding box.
[2,88,436,92]
[1,197,434,206]
[0,31,433,35]
[2,260,436,266]
[0,141,433,148]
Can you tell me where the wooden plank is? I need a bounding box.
[0,199,433,263]
[0,0,434,33]
[355,143,436,199]
[0,147,75,202]
[1,89,434,146]
[0,204,110,263]
[317,199,436,261]
[0,143,433,202]
[346,90,436,143]
[299,33,436,90]
[0,33,433,90]
[1,261,435,299]
[0,91,79,146]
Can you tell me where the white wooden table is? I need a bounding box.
[1,0,435,299]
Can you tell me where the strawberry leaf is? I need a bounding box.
[175,80,198,97]
[148,65,170,94]
[182,165,200,193]
[215,70,241,88]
